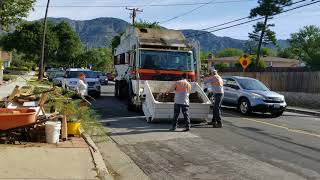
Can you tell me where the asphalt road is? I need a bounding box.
[94,83,320,180]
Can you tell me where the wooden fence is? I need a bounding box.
[219,71,320,94]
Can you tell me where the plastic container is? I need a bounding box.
[0,108,37,130]
[67,122,81,135]
[45,121,61,144]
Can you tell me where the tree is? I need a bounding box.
[289,25,320,69]
[200,51,210,63]
[52,21,83,66]
[244,40,258,55]
[0,21,83,67]
[111,35,121,52]
[0,0,35,31]
[260,47,275,56]
[216,48,243,57]
[249,0,292,64]
[277,48,295,59]
[77,48,113,72]
[0,21,59,65]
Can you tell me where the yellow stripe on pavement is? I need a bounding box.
[224,112,320,138]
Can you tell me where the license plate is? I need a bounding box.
[274,104,281,108]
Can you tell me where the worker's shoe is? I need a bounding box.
[169,127,177,131]
[213,121,222,128]
[182,127,190,132]
[207,121,213,125]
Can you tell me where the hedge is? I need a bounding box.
[3,75,17,81]
[5,66,30,72]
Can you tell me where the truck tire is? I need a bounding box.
[114,81,119,97]
[119,81,128,100]
[127,82,137,111]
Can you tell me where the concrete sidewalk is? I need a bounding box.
[0,72,34,98]
[0,142,98,180]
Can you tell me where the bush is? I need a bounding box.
[5,66,29,72]
[3,75,17,81]
[214,62,228,70]
[216,48,244,57]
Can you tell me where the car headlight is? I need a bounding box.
[251,93,265,100]
[68,81,77,85]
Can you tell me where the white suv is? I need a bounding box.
[62,68,101,97]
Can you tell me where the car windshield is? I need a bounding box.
[66,71,97,78]
[54,71,64,78]
[237,78,269,91]
[140,50,194,71]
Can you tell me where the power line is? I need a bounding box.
[186,0,317,38]
[159,0,256,24]
[35,0,254,8]
[186,0,309,36]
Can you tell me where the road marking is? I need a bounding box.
[223,112,320,138]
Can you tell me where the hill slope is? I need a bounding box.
[29,17,289,51]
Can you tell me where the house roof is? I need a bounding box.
[210,56,299,63]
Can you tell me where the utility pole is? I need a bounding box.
[38,0,51,80]
[125,7,143,25]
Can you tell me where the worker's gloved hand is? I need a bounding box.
[204,88,208,93]
[208,92,213,99]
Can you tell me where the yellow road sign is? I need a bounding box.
[239,55,252,69]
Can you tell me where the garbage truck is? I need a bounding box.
[113,27,210,122]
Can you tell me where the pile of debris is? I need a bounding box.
[0,85,89,144]
[153,92,204,103]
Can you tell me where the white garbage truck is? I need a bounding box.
[114,26,210,122]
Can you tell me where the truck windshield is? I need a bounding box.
[140,50,194,71]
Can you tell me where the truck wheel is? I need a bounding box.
[114,81,119,97]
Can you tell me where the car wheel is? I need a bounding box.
[271,111,284,117]
[239,98,251,115]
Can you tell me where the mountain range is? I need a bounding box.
[3,17,289,52]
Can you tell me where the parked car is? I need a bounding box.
[52,71,65,87]
[95,71,108,85]
[221,76,286,117]
[107,73,114,81]
[62,68,101,97]
[48,70,65,81]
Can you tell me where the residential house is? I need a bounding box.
[207,56,300,69]
[0,49,12,68]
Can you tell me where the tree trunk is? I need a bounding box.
[256,15,268,67]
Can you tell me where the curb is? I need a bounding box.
[82,133,114,180]
[286,107,320,117]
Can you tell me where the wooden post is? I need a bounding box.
[61,113,68,141]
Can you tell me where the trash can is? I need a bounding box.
[45,121,61,144]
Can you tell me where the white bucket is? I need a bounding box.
[45,121,61,144]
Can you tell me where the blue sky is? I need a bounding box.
[27,0,320,40]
